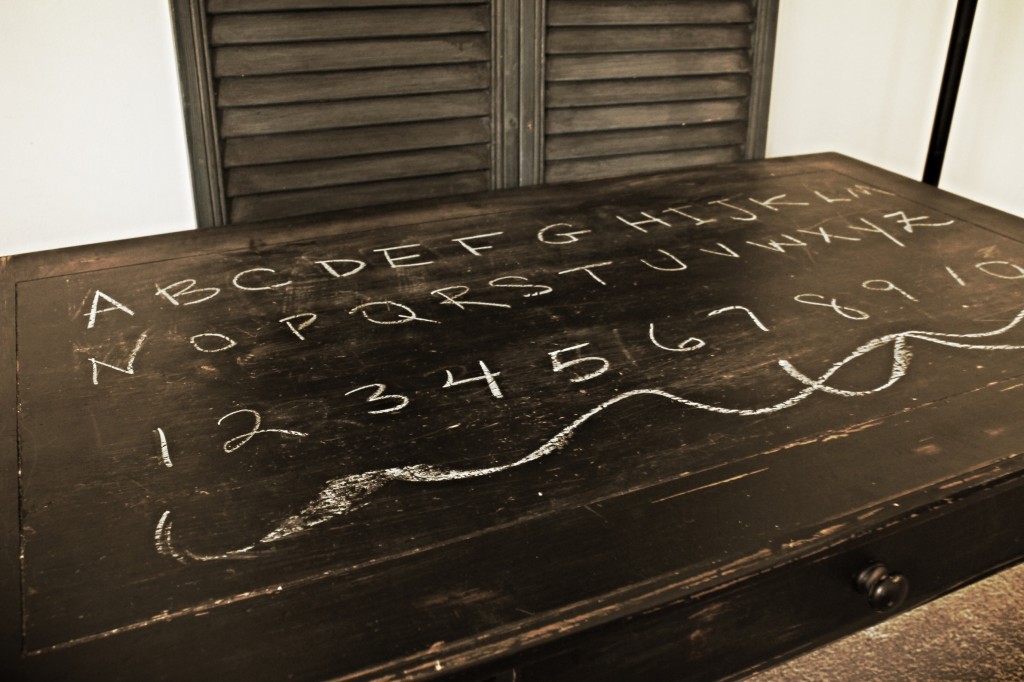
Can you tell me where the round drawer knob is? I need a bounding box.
[856,562,910,612]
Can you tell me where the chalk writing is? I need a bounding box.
[155,428,172,468]
[155,279,220,306]
[648,324,706,353]
[793,294,870,321]
[549,343,610,383]
[350,301,439,326]
[976,261,1024,280]
[708,306,770,332]
[345,384,409,415]
[90,330,148,385]
[86,290,135,329]
[862,279,918,302]
[189,332,237,353]
[444,361,503,399]
[160,308,1024,558]
[217,409,308,453]
[280,313,317,340]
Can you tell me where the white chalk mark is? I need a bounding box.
[345,383,409,414]
[538,223,590,245]
[350,301,439,325]
[748,194,810,211]
[976,261,1024,280]
[616,212,671,233]
[945,266,967,286]
[189,332,237,353]
[173,309,1024,557]
[884,211,955,233]
[648,323,706,353]
[707,198,758,221]
[90,330,149,385]
[452,231,503,256]
[699,242,741,259]
[280,313,318,340]
[652,467,771,504]
[155,279,220,306]
[707,305,770,332]
[862,279,918,302]
[794,294,870,321]
[218,409,307,453]
[443,361,503,399]
[640,249,688,272]
[373,244,434,269]
[557,262,614,286]
[231,267,292,291]
[156,428,172,468]
[86,290,135,329]
[155,510,256,564]
[549,343,610,383]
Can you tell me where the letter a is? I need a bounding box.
[87,290,135,329]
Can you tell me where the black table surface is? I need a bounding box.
[2,153,1023,680]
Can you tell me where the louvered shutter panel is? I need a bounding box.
[172,0,776,225]
[542,0,767,183]
[204,0,497,223]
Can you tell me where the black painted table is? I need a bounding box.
[2,153,1023,680]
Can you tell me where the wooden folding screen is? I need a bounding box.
[171,0,778,226]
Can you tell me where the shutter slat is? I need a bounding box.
[220,90,490,137]
[545,146,742,183]
[546,100,747,135]
[209,0,485,12]
[214,35,490,76]
[548,50,750,81]
[219,63,490,106]
[210,7,488,45]
[227,144,491,196]
[547,25,750,54]
[546,122,746,161]
[547,0,752,26]
[224,118,491,167]
[547,75,748,108]
[230,172,490,223]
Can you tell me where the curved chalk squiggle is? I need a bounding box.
[162,308,1024,561]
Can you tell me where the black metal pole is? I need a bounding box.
[923,0,978,186]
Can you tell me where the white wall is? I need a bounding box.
[2,1,1021,259]
[0,0,195,257]
[939,0,1024,218]
[767,0,1024,219]
[766,0,957,179]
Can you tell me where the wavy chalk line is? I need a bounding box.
[157,309,1024,563]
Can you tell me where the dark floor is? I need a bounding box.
[750,561,1024,680]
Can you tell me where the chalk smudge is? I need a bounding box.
[160,309,1024,561]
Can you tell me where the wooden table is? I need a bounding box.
[2,153,1023,680]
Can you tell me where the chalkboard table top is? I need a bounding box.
[2,153,1023,681]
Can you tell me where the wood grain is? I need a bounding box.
[547,50,751,81]
[546,99,747,135]
[544,145,742,182]
[223,117,491,167]
[4,154,1024,680]
[547,25,751,54]
[217,62,489,107]
[545,122,747,161]
[214,34,490,76]
[226,144,490,196]
[546,75,749,108]
[208,0,485,11]
[219,90,490,137]
[547,0,753,26]
[229,170,489,221]
[210,6,488,44]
